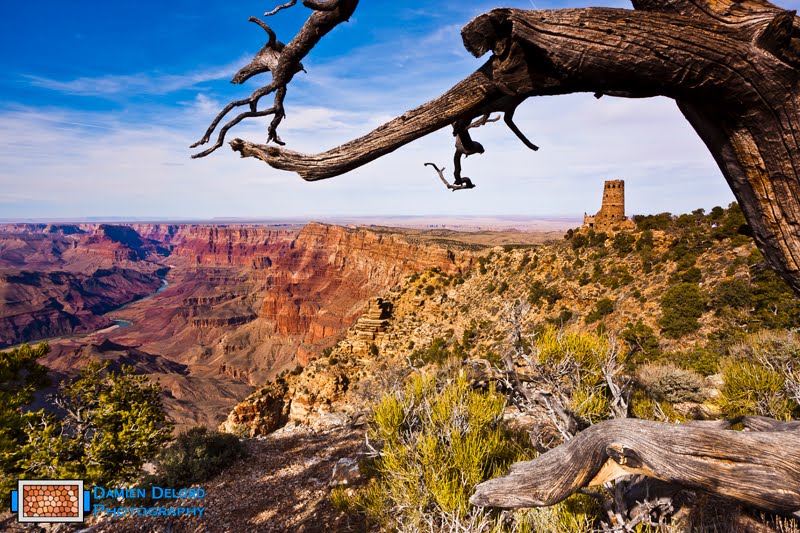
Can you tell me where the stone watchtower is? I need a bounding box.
[583,179,635,231]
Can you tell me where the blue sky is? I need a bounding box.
[3,0,796,221]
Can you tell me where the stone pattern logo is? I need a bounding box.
[23,484,79,518]
[13,480,86,523]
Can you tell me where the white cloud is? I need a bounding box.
[21,58,247,97]
[0,89,733,221]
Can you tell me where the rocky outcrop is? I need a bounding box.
[45,338,189,376]
[353,298,392,342]
[190,314,258,328]
[219,381,290,437]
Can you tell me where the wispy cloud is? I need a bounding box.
[21,58,246,97]
[0,89,733,221]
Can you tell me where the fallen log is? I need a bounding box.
[470,417,800,516]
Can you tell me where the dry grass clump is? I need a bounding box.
[634,363,706,403]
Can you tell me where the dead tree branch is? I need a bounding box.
[220,0,800,296]
[191,0,358,157]
[470,417,800,516]
[424,162,475,190]
[264,0,297,17]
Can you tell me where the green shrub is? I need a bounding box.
[571,233,588,250]
[669,347,720,376]
[612,232,635,256]
[634,212,673,231]
[546,308,574,327]
[727,330,800,365]
[534,327,626,423]
[749,264,800,328]
[677,266,703,283]
[718,330,800,419]
[410,338,451,366]
[425,284,435,296]
[621,320,661,364]
[719,358,797,420]
[712,202,748,241]
[515,494,602,532]
[659,283,705,338]
[712,278,752,310]
[339,373,529,530]
[629,389,685,423]
[153,427,245,487]
[19,362,172,487]
[598,265,633,289]
[0,343,50,497]
[636,230,654,251]
[585,298,614,324]
[588,230,608,247]
[528,280,561,307]
[497,281,509,295]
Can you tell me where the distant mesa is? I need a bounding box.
[582,179,635,232]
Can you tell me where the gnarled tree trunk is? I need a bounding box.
[231,0,800,294]
[469,417,800,516]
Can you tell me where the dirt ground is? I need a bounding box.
[1,425,366,533]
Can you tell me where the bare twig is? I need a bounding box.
[265,0,297,17]
[191,0,358,157]
[468,113,501,129]
[424,163,475,190]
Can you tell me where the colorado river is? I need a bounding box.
[5,274,170,349]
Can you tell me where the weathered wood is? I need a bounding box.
[192,0,359,156]
[221,0,800,296]
[469,417,800,515]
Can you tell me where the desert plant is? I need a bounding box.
[659,283,705,338]
[635,363,705,403]
[153,426,245,487]
[634,212,673,231]
[585,298,615,324]
[621,320,661,364]
[718,331,800,420]
[410,337,452,367]
[0,343,50,498]
[19,362,172,487]
[718,358,796,420]
[528,280,561,307]
[339,372,530,530]
[612,232,635,256]
[668,347,721,376]
[571,233,588,250]
[532,327,628,425]
[712,278,752,310]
